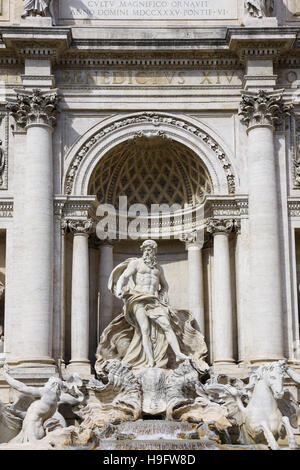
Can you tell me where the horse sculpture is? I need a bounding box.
[206,362,298,450]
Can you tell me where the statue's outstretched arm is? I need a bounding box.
[3,367,42,398]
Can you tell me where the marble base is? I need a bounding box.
[67,362,91,377]
[244,17,278,27]
[20,17,52,27]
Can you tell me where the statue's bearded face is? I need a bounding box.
[143,246,157,267]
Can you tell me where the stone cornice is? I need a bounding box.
[54,196,96,218]
[0,27,72,60]
[0,26,297,59]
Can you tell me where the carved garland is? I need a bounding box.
[64,112,236,196]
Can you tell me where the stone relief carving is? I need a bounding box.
[207,218,236,235]
[239,90,293,129]
[6,89,59,128]
[244,0,274,18]
[179,231,204,248]
[95,240,207,372]
[2,366,85,444]
[207,361,298,450]
[67,218,93,235]
[64,112,236,196]
[1,236,300,450]
[2,358,299,450]
[21,1,53,19]
[80,360,142,428]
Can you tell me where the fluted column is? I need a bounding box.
[208,219,235,365]
[180,232,205,334]
[98,241,115,336]
[68,219,92,375]
[7,89,59,368]
[240,90,292,362]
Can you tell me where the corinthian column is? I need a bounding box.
[180,232,205,334]
[7,89,59,368]
[239,90,292,362]
[68,219,93,375]
[98,241,115,336]
[207,219,235,365]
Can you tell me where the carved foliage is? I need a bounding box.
[239,90,293,129]
[67,219,93,235]
[7,89,59,128]
[207,218,235,235]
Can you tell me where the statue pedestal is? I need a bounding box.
[244,17,278,27]
[20,17,52,27]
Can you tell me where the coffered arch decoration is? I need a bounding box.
[88,136,213,208]
[63,112,239,197]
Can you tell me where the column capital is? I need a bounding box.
[207,218,235,236]
[68,219,93,236]
[6,88,59,129]
[239,90,293,131]
[179,231,204,249]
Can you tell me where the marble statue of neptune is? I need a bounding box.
[22,0,52,18]
[96,240,207,371]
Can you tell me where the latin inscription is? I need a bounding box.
[59,0,238,20]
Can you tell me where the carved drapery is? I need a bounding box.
[7,89,59,128]
[239,90,292,130]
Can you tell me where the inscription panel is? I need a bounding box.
[55,69,243,87]
[59,0,238,21]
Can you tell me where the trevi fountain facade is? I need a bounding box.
[0,0,299,451]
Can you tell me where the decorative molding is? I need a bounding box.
[179,231,204,249]
[65,112,236,197]
[68,219,93,235]
[210,198,249,217]
[0,199,13,218]
[57,56,242,69]
[239,90,293,130]
[288,200,300,217]
[54,197,96,219]
[207,218,235,235]
[6,88,59,128]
